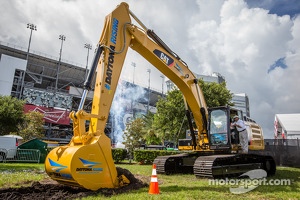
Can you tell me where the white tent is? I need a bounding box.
[275,114,300,139]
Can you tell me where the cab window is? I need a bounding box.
[209,109,228,145]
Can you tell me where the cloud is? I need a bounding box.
[189,0,300,137]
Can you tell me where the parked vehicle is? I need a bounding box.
[0,135,22,162]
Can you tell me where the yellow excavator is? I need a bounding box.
[45,2,276,190]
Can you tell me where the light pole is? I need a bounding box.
[20,23,37,99]
[26,23,37,61]
[55,34,66,92]
[160,74,165,95]
[131,62,136,84]
[147,68,151,112]
[84,43,92,80]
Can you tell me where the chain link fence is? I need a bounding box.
[3,149,41,163]
[251,139,300,168]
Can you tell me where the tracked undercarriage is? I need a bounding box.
[153,153,276,178]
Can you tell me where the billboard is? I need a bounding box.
[24,104,70,125]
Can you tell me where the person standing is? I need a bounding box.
[232,115,248,153]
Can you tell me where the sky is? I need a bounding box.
[0,0,299,139]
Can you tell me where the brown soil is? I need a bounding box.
[0,167,148,200]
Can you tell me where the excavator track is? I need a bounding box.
[154,153,276,178]
[154,153,196,174]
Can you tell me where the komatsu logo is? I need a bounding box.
[48,158,67,172]
[153,49,174,67]
[105,45,115,90]
[110,18,119,44]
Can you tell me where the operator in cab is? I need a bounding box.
[231,115,248,154]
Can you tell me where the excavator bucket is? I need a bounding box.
[45,134,121,191]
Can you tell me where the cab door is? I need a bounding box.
[208,107,231,151]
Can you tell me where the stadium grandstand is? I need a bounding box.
[0,41,163,144]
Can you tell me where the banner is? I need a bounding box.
[24,104,70,125]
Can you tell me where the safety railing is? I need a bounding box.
[4,149,41,163]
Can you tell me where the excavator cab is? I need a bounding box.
[208,106,240,152]
[208,108,230,148]
[179,106,243,153]
[208,106,266,152]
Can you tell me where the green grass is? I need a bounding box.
[96,165,300,200]
[0,163,46,188]
[0,163,299,199]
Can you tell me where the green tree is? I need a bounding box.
[142,112,160,145]
[0,96,25,135]
[18,111,44,142]
[153,89,187,144]
[198,79,233,107]
[123,118,145,161]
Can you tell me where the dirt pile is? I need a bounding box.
[0,167,148,200]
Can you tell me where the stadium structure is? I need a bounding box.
[0,42,163,144]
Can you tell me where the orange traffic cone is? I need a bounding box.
[148,164,160,194]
